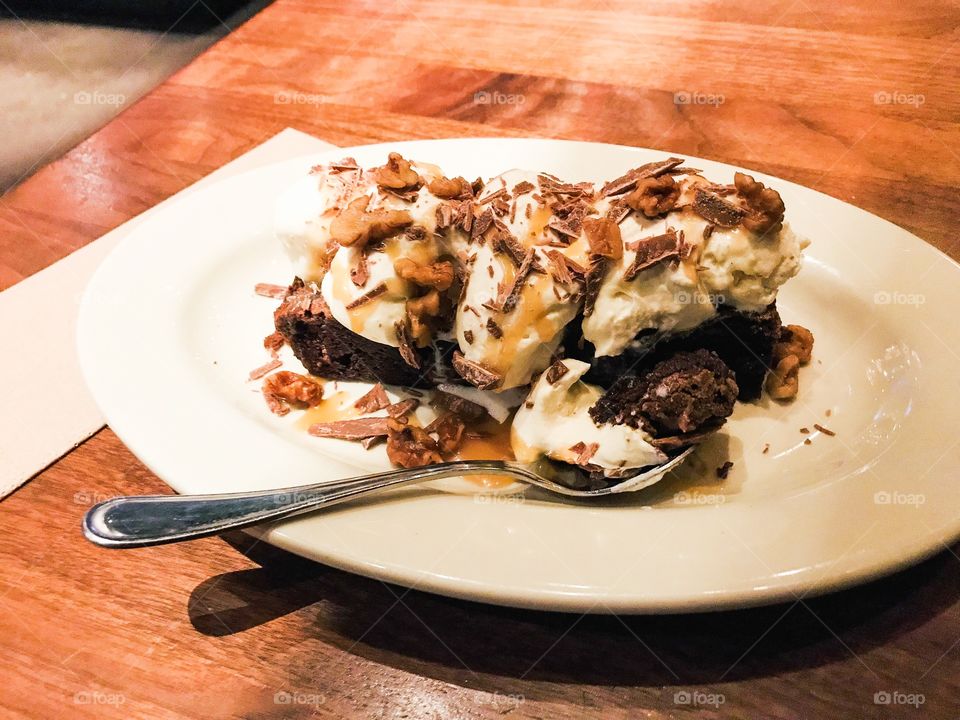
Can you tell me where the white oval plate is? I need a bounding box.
[78,138,960,613]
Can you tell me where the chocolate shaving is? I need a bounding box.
[354,383,390,413]
[703,223,715,240]
[382,186,420,203]
[624,230,680,281]
[478,187,508,205]
[601,157,685,197]
[344,282,387,309]
[361,435,385,450]
[486,317,503,338]
[547,215,581,239]
[249,358,282,381]
[501,249,536,313]
[582,256,608,317]
[492,226,527,266]
[511,180,535,196]
[385,398,420,418]
[451,351,502,390]
[692,187,744,228]
[430,390,488,422]
[328,157,359,173]
[254,283,288,299]
[814,423,836,437]
[463,329,474,344]
[606,201,632,225]
[569,441,600,465]
[394,320,421,369]
[545,361,569,385]
[308,417,390,440]
[538,174,589,197]
[350,250,369,287]
[471,208,494,242]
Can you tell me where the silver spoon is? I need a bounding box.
[82,447,694,548]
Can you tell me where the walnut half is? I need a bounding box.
[765,324,814,400]
[329,196,413,248]
[262,371,324,416]
[624,175,680,218]
[386,417,443,467]
[734,172,785,236]
[373,152,421,190]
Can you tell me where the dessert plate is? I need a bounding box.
[78,138,960,613]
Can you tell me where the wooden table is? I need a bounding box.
[3,1,959,717]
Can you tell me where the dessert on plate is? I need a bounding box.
[256,151,813,484]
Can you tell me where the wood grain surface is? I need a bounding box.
[2,1,959,717]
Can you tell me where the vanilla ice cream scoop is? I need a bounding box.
[511,359,667,474]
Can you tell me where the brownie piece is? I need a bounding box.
[590,350,738,437]
[579,303,781,400]
[273,279,455,387]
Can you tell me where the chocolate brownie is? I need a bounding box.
[578,303,781,400]
[273,279,456,387]
[590,349,738,439]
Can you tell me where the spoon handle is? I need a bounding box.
[82,460,513,548]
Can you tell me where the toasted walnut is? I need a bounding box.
[583,217,623,259]
[625,175,680,217]
[774,324,814,365]
[373,152,421,190]
[765,354,800,400]
[406,290,441,346]
[428,175,472,199]
[426,413,466,454]
[394,258,455,291]
[734,172,785,235]
[262,371,324,416]
[330,196,413,248]
[386,417,443,468]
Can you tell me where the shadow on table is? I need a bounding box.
[187,532,960,687]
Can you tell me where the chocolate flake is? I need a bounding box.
[716,461,734,479]
[692,187,744,228]
[345,282,387,309]
[486,317,503,338]
[463,329,475,344]
[471,209,494,242]
[452,351,502,390]
[569,441,599,465]
[624,230,680,281]
[545,361,569,385]
[601,157,685,197]
[385,398,420,418]
[394,320,421,369]
[814,423,836,437]
[354,383,390,413]
[308,417,390,440]
[254,283,288,299]
[511,180,535,196]
[582,256,608,317]
[478,187,508,205]
[501,249,537,313]
[350,250,369,287]
[249,358,282,381]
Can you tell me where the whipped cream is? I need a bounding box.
[511,359,666,473]
[277,155,808,389]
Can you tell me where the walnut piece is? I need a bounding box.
[734,172,785,235]
[329,196,413,248]
[386,417,443,468]
[262,371,324,416]
[372,152,421,190]
[765,354,800,400]
[406,289,441,346]
[583,217,623,259]
[765,323,813,400]
[774,324,814,365]
[394,258,455,291]
[428,175,472,199]
[624,175,680,217]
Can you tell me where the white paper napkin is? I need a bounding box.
[0,129,337,499]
